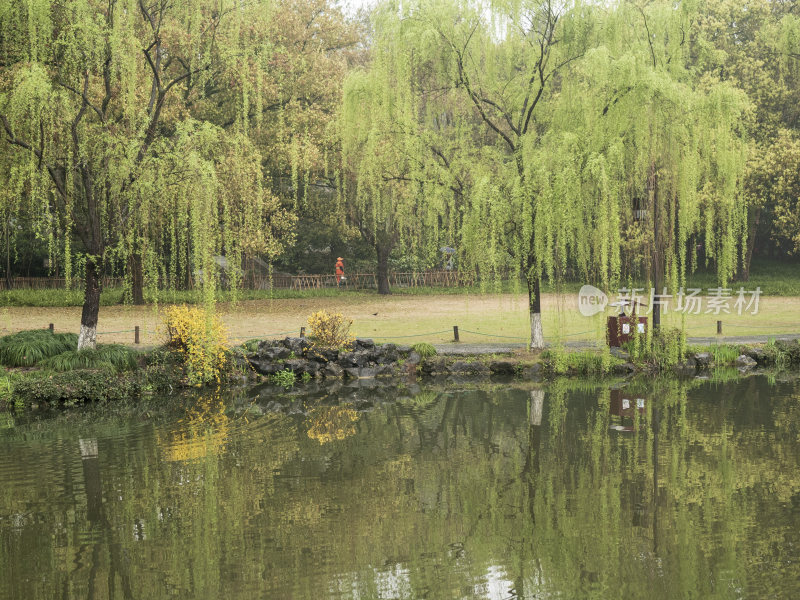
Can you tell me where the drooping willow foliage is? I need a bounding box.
[340,5,453,293]
[0,0,295,348]
[560,0,750,292]
[345,0,749,344]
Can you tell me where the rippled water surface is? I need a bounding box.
[1,375,800,599]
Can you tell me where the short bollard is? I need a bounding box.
[135,326,140,344]
[453,325,460,342]
[49,323,54,333]
[717,320,722,335]
[300,327,306,338]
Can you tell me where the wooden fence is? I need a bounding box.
[0,271,477,291]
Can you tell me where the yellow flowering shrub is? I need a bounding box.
[307,310,355,350]
[163,305,230,385]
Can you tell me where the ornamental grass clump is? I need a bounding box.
[307,310,355,350]
[0,330,78,367]
[411,342,436,359]
[164,305,230,385]
[39,344,139,372]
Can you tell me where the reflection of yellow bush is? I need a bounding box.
[307,406,359,444]
[159,394,230,462]
[164,305,229,385]
[307,310,355,350]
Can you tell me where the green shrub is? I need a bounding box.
[764,338,800,368]
[38,344,139,372]
[710,344,739,366]
[12,369,141,406]
[411,342,437,359]
[141,364,184,394]
[649,328,685,368]
[624,327,685,369]
[240,339,260,353]
[271,368,296,388]
[542,347,617,376]
[0,330,78,367]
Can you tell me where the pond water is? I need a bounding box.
[1,375,799,599]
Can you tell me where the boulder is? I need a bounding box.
[448,361,490,376]
[259,345,290,360]
[282,337,310,355]
[377,343,399,364]
[521,363,542,379]
[318,348,340,363]
[612,362,637,375]
[284,358,319,375]
[693,352,712,368]
[406,351,421,366]
[735,354,757,369]
[745,347,767,365]
[248,359,283,376]
[420,358,447,375]
[355,338,375,349]
[344,367,361,379]
[322,362,344,378]
[489,360,516,375]
[357,367,380,379]
[352,351,373,367]
[338,352,358,368]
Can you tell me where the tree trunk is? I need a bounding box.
[739,207,761,282]
[78,257,101,350]
[129,253,145,305]
[3,218,10,290]
[650,162,661,331]
[527,275,544,349]
[377,244,391,295]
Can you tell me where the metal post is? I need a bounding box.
[453,325,459,342]
[135,326,140,344]
[717,320,722,335]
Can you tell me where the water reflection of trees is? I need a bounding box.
[1,376,799,598]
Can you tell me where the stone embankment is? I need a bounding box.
[244,337,541,380]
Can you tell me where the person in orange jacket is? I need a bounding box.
[335,257,344,286]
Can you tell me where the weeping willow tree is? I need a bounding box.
[396,0,748,347]
[0,0,294,348]
[405,0,598,348]
[340,5,446,295]
[563,0,749,328]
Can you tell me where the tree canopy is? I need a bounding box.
[2,0,799,345]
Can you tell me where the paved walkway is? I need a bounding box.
[432,333,800,355]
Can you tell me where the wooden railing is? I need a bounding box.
[0,271,477,291]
